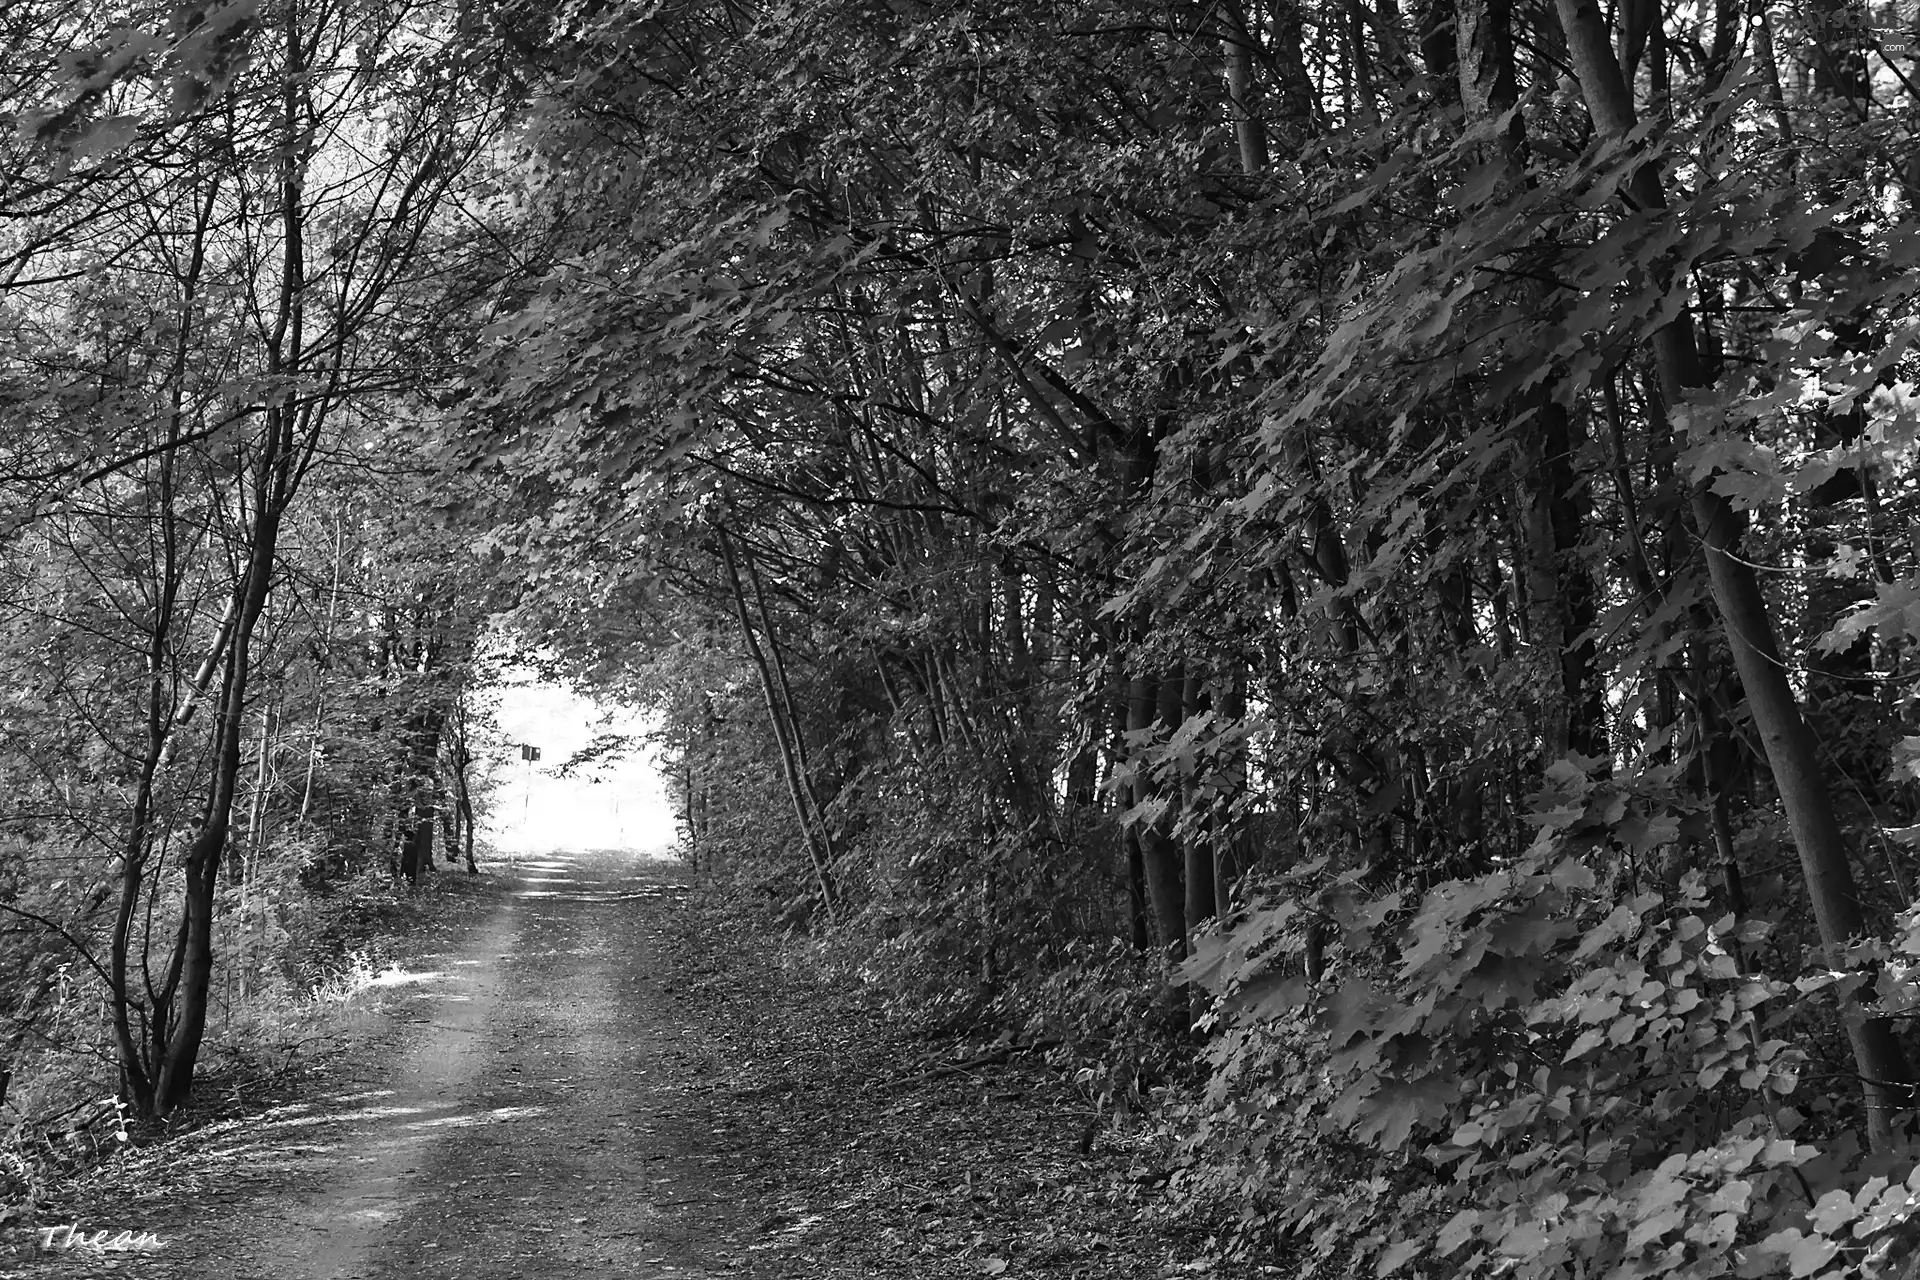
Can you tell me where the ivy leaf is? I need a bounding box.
[1761,1229,1838,1278]
[1807,1189,1859,1234]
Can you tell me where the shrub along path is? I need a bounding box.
[11,853,1235,1279]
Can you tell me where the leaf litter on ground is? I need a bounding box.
[661,895,1262,1279]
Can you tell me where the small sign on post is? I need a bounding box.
[519,744,541,762]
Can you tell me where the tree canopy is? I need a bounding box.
[8,0,1920,1274]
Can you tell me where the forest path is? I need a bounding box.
[128,852,738,1279]
[29,848,1234,1280]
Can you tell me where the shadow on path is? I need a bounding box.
[47,852,740,1280]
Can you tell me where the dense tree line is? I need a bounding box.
[0,0,501,1123]
[9,0,1920,1275]
[461,0,1920,1274]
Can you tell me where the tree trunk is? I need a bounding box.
[743,545,841,865]
[451,694,478,873]
[150,1,312,1114]
[400,812,433,885]
[1127,673,1186,956]
[720,527,839,920]
[1215,667,1250,909]
[298,507,347,832]
[1555,0,1915,1148]
[1459,0,1604,763]
[153,554,274,1113]
[1181,670,1217,938]
[236,701,274,885]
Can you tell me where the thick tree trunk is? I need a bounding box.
[153,586,268,1113]
[400,700,445,885]
[1538,403,1604,759]
[1127,673,1186,956]
[400,813,433,885]
[1126,830,1151,951]
[1221,3,1270,174]
[152,416,292,1114]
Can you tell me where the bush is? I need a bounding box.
[1172,762,1920,1279]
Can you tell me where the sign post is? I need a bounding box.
[519,744,540,827]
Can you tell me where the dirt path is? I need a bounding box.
[17,850,1240,1280]
[46,852,746,1279]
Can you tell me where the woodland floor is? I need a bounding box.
[3,851,1241,1280]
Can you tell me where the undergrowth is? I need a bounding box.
[0,858,490,1215]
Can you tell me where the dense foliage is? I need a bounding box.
[9,0,1920,1275]
[454,0,1920,1275]
[0,0,505,1133]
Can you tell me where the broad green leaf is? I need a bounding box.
[1375,1239,1422,1276]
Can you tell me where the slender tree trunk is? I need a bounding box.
[720,528,839,919]
[1180,670,1217,938]
[112,744,164,1110]
[237,701,275,884]
[151,2,312,1113]
[743,543,841,870]
[298,506,347,832]
[452,697,477,874]
[110,171,221,1111]
[156,596,238,770]
[153,533,277,1112]
[683,734,699,876]
[1216,668,1250,909]
[1108,676,1149,950]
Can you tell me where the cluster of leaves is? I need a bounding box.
[1175,763,1920,1278]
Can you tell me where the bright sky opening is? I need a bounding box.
[474,672,678,857]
